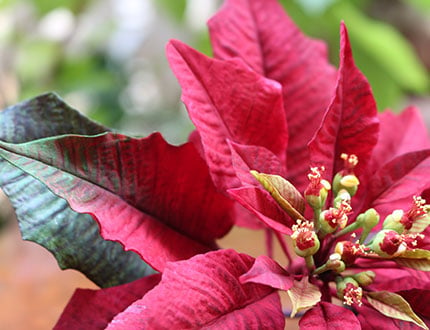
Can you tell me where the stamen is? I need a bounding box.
[306,166,331,193]
[291,219,314,239]
[407,196,429,219]
[341,153,358,169]
[343,283,363,306]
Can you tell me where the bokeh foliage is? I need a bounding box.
[1,0,428,131]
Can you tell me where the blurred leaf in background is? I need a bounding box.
[281,0,429,110]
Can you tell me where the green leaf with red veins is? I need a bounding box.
[399,249,430,259]
[394,258,430,272]
[250,171,306,220]
[209,0,337,192]
[0,93,153,287]
[0,132,234,271]
[393,249,430,271]
[106,250,285,329]
[287,276,322,317]
[166,39,288,191]
[308,23,379,181]
[366,291,429,329]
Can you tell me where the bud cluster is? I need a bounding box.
[252,152,430,310]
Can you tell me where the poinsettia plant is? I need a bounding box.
[1,0,430,328]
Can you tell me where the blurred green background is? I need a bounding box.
[0,0,428,147]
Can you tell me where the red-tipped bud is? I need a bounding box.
[291,220,320,257]
[319,201,352,235]
[333,154,360,197]
[370,229,407,258]
[304,166,331,210]
[336,277,363,307]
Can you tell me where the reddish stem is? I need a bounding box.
[265,228,274,259]
[274,231,293,265]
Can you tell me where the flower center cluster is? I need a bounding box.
[254,153,430,308]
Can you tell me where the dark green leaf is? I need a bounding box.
[0,93,155,287]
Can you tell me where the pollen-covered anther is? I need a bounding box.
[307,166,331,190]
[403,233,425,249]
[343,283,363,307]
[291,219,314,237]
[406,196,430,228]
[341,153,359,169]
[335,241,370,265]
[336,277,363,307]
[411,196,429,216]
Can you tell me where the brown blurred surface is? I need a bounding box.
[0,221,98,329]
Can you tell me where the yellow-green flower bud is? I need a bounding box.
[351,271,375,287]
[383,210,405,233]
[356,208,380,244]
[291,220,320,257]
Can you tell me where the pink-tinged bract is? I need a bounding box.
[299,302,361,329]
[308,22,379,181]
[240,255,295,290]
[106,250,285,329]
[209,0,337,192]
[167,39,288,191]
[55,274,161,329]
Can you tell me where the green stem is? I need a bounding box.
[359,227,371,244]
[305,255,315,272]
[313,263,328,275]
[313,207,321,232]
[333,221,361,238]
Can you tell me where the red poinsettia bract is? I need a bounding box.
[40,0,430,328]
